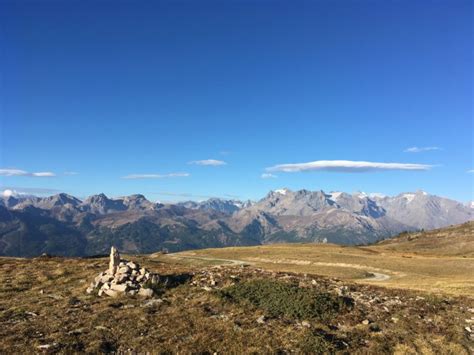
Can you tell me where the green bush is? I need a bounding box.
[219,279,353,321]
[298,331,334,354]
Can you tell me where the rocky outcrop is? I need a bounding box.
[86,247,159,298]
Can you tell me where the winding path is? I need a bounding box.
[166,253,393,282]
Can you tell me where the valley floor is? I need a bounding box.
[0,251,473,354]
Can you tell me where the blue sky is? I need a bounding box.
[1,0,472,202]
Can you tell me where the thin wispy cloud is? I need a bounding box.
[468,169,474,174]
[266,160,433,173]
[122,172,190,179]
[404,146,442,153]
[0,168,56,177]
[64,171,79,175]
[261,173,278,179]
[1,186,62,196]
[188,159,227,166]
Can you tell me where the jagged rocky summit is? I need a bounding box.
[86,246,158,298]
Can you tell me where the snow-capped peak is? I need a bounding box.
[402,193,416,203]
[354,191,368,199]
[369,192,386,199]
[329,191,342,200]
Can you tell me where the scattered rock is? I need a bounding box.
[301,320,311,328]
[37,343,57,350]
[361,319,370,325]
[143,299,164,307]
[257,315,266,324]
[94,326,110,331]
[103,289,119,298]
[138,288,154,298]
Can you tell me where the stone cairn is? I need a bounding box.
[86,246,158,298]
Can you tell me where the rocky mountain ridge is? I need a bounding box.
[0,189,471,256]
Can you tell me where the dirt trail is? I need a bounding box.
[167,254,394,282]
[165,254,252,266]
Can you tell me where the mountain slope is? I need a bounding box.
[0,189,472,256]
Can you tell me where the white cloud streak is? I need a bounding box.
[0,186,61,195]
[0,168,56,177]
[266,160,433,173]
[64,171,79,175]
[122,172,190,179]
[261,173,278,179]
[404,146,442,153]
[188,159,227,166]
[468,169,474,174]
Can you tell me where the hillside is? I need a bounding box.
[374,221,474,257]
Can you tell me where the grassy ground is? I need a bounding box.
[173,232,474,297]
[1,254,473,354]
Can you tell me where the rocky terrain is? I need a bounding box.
[0,189,471,256]
[0,252,472,353]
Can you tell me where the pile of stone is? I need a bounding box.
[86,246,158,298]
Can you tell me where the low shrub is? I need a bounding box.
[219,279,353,321]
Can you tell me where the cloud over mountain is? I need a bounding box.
[266,160,433,173]
[0,168,56,177]
[188,159,227,166]
[404,146,441,153]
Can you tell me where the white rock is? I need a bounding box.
[115,274,128,284]
[143,299,163,307]
[103,289,119,298]
[109,246,120,275]
[118,266,131,275]
[127,262,138,270]
[110,284,128,293]
[138,288,154,298]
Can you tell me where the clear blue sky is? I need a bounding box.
[1,0,472,202]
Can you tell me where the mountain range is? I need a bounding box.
[0,189,472,256]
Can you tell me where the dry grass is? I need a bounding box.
[0,253,473,354]
[376,221,474,257]
[175,238,474,297]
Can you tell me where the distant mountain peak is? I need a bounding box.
[274,188,290,195]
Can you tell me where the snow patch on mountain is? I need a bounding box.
[402,193,416,203]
